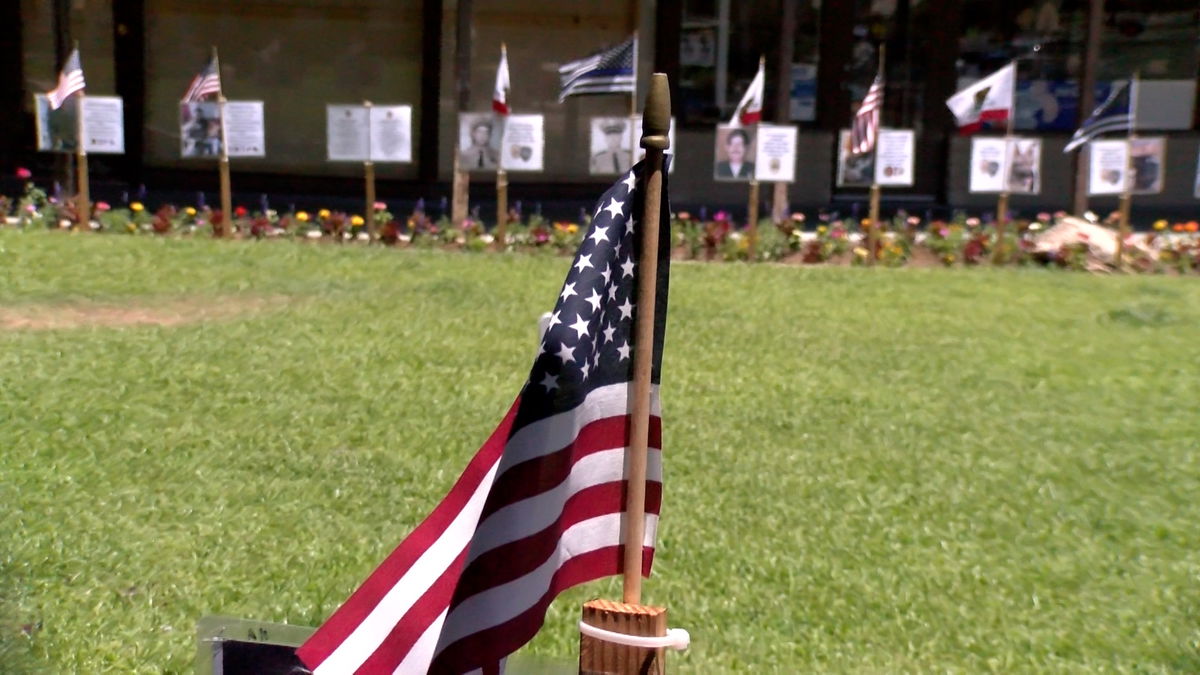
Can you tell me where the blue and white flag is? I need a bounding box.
[1063,79,1133,153]
[558,36,636,102]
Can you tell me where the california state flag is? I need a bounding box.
[492,44,511,115]
[729,60,764,126]
[945,63,1015,133]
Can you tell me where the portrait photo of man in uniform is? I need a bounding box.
[588,118,633,175]
[458,113,501,172]
[713,125,756,181]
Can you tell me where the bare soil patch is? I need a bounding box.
[0,295,288,331]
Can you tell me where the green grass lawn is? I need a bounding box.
[2,230,1199,673]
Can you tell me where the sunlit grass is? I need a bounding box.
[2,229,1199,672]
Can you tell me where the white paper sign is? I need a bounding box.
[874,129,915,186]
[753,124,797,183]
[1129,137,1165,195]
[81,96,125,154]
[969,137,1041,194]
[34,94,125,154]
[499,114,544,172]
[836,129,873,187]
[1088,140,1128,195]
[326,105,370,161]
[224,101,266,157]
[369,106,412,163]
[968,137,1008,193]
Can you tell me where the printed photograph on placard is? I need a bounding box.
[753,124,797,183]
[500,114,544,172]
[713,124,756,182]
[34,93,78,153]
[836,130,873,187]
[588,117,634,175]
[1195,147,1200,199]
[180,101,223,158]
[1129,137,1165,195]
[458,113,502,172]
[968,137,1007,193]
[369,105,412,163]
[326,105,370,162]
[1006,138,1041,194]
[632,115,677,172]
[1087,139,1128,195]
[874,129,915,187]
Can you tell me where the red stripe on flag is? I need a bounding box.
[492,100,509,115]
[295,396,522,670]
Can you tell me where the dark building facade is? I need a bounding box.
[6,0,1199,217]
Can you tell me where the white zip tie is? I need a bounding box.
[578,621,691,651]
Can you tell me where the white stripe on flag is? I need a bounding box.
[313,460,502,675]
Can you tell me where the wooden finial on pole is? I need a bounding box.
[580,72,671,675]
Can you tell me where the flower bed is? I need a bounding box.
[4,168,1199,274]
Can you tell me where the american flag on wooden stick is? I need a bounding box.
[182,55,222,103]
[558,36,637,102]
[296,160,671,674]
[850,74,883,155]
[46,48,85,111]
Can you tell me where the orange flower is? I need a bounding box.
[1173,224,1185,232]
[1187,221,1199,233]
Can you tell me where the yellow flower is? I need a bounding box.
[566,224,579,234]
[130,201,144,212]
[185,206,197,216]
[853,246,868,257]
[817,225,828,235]
[351,215,365,227]
[296,211,310,222]
[1153,219,1167,231]
[318,208,331,219]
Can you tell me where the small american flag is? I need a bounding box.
[46,48,85,111]
[558,36,636,102]
[182,55,222,103]
[297,161,671,674]
[850,74,883,155]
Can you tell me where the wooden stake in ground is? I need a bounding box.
[75,91,90,230]
[746,178,760,260]
[1114,71,1140,268]
[213,48,233,238]
[494,167,507,249]
[866,182,881,264]
[993,58,1018,265]
[579,72,671,675]
[364,100,377,241]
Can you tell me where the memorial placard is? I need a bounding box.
[1087,139,1128,195]
[836,129,873,187]
[713,124,756,182]
[1129,137,1165,195]
[326,105,413,163]
[753,124,797,183]
[873,129,915,186]
[499,114,544,171]
[80,96,125,154]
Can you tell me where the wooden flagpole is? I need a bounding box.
[579,72,671,675]
[866,45,885,266]
[993,58,1017,265]
[494,43,509,250]
[214,47,233,238]
[75,87,90,231]
[1114,71,1138,268]
[364,100,377,241]
[745,54,765,261]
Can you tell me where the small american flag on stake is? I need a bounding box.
[297,161,671,674]
[558,36,637,102]
[46,48,85,111]
[850,74,883,155]
[182,54,222,103]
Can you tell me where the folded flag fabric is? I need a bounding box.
[492,45,511,115]
[558,36,637,101]
[850,74,883,155]
[729,60,764,126]
[182,55,222,103]
[46,48,85,111]
[296,160,672,675]
[945,62,1015,134]
[1063,80,1134,153]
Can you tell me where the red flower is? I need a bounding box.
[15,167,31,180]
[234,205,248,217]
